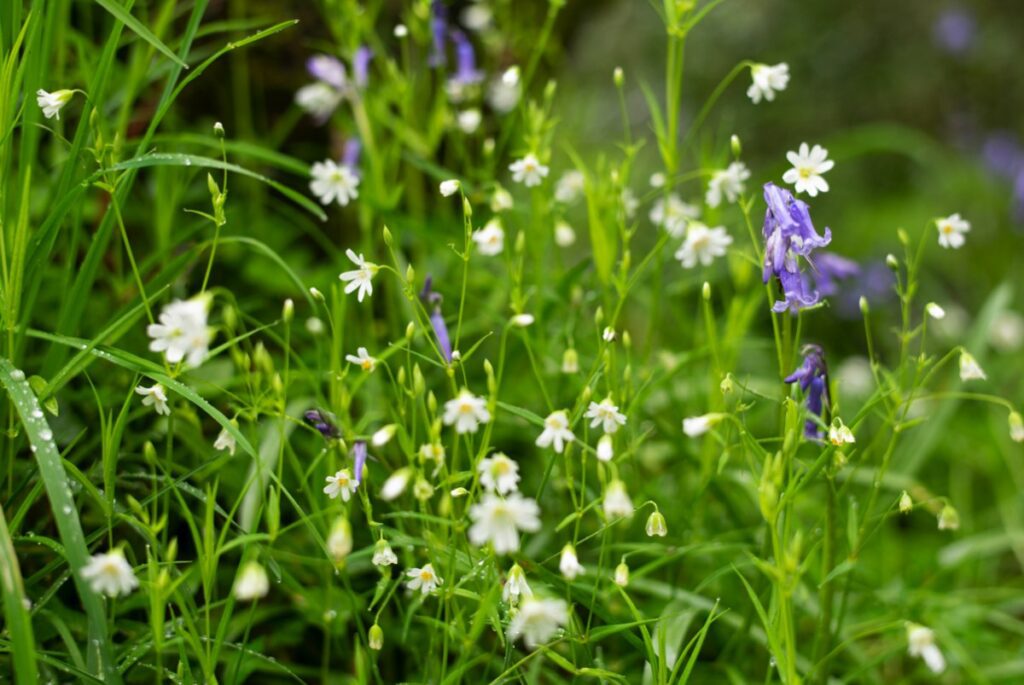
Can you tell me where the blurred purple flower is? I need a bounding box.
[304,409,340,439]
[353,440,368,484]
[343,138,361,170]
[813,252,860,298]
[429,1,448,67]
[982,132,1024,180]
[784,344,829,440]
[307,54,347,89]
[420,276,453,362]
[933,7,976,55]
[834,260,896,318]
[450,31,483,86]
[762,183,832,313]
[354,47,373,89]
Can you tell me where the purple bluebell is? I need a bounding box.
[981,132,1024,180]
[813,252,860,298]
[784,344,829,440]
[354,47,373,89]
[352,440,368,484]
[762,183,832,313]
[450,31,483,86]
[306,54,347,90]
[429,1,448,68]
[834,260,896,319]
[420,276,453,362]
[304,409,340,439]
[342,138,361,171]
[933,7,975,55]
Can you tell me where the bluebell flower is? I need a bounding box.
[354,47,373,89]
[784,344,830,440]
[420,276,453,362]
[451,31,483,86]
[813,252,860,298]
[304,409,341,439]
[353,440,368,484]
[342,138,361,171]
[429,1,448,68]
[933,7,975,55]
[762,183,832,313]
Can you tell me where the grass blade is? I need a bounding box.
[93,0,188,68]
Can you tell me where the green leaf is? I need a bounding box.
[0,503,37,684]
[94,0,188,68]
[0,358,122,685]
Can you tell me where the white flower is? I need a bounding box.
[502,66,521,86]
[621,188,639,219]
[925,303,946,320]
[559,543,585,580]
[233,561,269,601]
[468,492,541,554]
[507,597,569,648]
[439,179,461,197]
[503,563,532,604]
[509,153,549,187]
[338,249,378,302]
[645,511,668,537]
[674,222,733,269]
[443,389,491,434]
[323,469,358,502]
[906,623,946,674]
[380,468,412,501]
[650,172,667,188]
[936,213,970,249]
[214,427,236,456]
[372,539,399,567]
[958,350,986,381]
[649,194,700,238]
[555,170,585,204]
[603,480,634,518]
[782,143,834,197]
[306,317,325,335]
[536,410,575,453]
[295,82,342,120]
[747,62,789,104]
[479,453,521,494]
[602,327,616,343]
[705,162,751,208]
[405,563,442,595]
[327,517,353,562]
[461,3,493,31]
[596,434,614,462]
[683,413,722,437]
[554,220,576,247]
[472,218,505,256]
[37,88,76,120]
[828,422,855,446]
[345,346,377,372]
[488,75,522,113]
[81,549,138,597]
[136,384,170,416]
[511,313,535,327]
[419,443,446,464]
[938,504,960,531]
[491,187,514,212]
[457,109,482,134]
[393,24,408,38]
[584,398,627,434]
[310,160,360,207]
[147,296,212,367]
[990,311,1024,352]
[614,561,630,587]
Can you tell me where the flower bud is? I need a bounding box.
[413,477,434,501]
[406,321,416,341]
[309,287,325,302]
[1009,411,1024,443]
[613,66,624,87]
[885,254,899,271]
[282,298,294,324]
[371,424,397,447]
[405,263,415,283]
[233,561,269,601]
[937,504,960,531]
[899,490,913,514]
[859,296,869,315]
[213,121,225,137]
[327,517,353,563]
[720,374,734,395]
[730,134,742,157]
[439,179,461,197]
[450,487,469,498]
[702,281,711,301]
[614,561,629,587]
[382,225,393,246]
[597,434,614,462]
[562,348,579,374]
[645,510,668,537]
[369,623,384,650]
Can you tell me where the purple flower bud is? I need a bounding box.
[420,276,453,362]
[354,47,373,89]
[304,409,340,439]
[450,31,483,86]
[784,344,829,440]
[762,183,832,313]
[429,1,448,68]
[353,441,368,484]
[307,54,347,90]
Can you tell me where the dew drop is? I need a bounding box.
[10,369,25,381]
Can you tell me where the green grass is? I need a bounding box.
[1,0,1023,683]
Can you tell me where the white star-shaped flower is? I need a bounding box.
[81,549,138,597]
[442,389,491,434]
[783,143,834,197]
[584,398,627,434]
[472,218,505,256]
[936,213,970,249]
[674,222,733,268]
[536,410,575,453]
[338,249,378,302]
[310,160,360,206]
[507,597,569,649]
[705,161,750,208]
[136,384,170,416]
[406,563,442,595]
[509,153,549,187]
[323,469,358,502]
[478,453,521,495]
[36,89,75,120]
[468,493,541,554]
[146,296,212,368]
[345,347,377,372]
[649,194,700,238]
[747,63,789,104]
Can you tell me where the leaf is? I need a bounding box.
[93,0,188,68]
[0,503,37,684]
[0,358,122,685]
